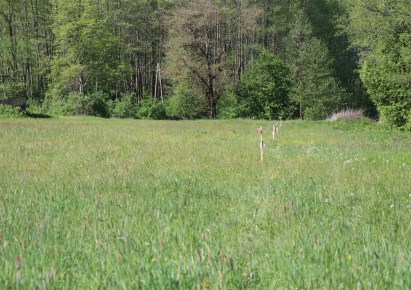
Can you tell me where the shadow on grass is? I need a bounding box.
[26,112,52,119]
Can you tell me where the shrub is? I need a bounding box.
[304,104,328,121]
[379,103,411,130]
[405,113,411,131]
[0,82,26,100]
[0,104,24,118]
[237,50,294,119]
[111,93,137,119]
[45,92,111,118]
[137,98,166,120]
[360,48,411,130]
[27,99,44,114]
[217,90,246,119]
[165,82,208,119]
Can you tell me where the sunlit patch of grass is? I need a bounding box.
[0,117,410,288]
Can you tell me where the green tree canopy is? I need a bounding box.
[287,9,347,120]
[344,0,411,129]
[237,50,293,119]
[165,0,231,118]
[49,0,122,98]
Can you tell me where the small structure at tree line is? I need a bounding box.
[0,97,27,111]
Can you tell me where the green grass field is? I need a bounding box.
[1,117,410,289]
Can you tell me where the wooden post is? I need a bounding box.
[272,124,275,140]
[257,127,264,162]
[279,117,282,127]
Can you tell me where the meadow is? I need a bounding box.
[0,117,410,289]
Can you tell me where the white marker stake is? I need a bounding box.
[257,127,263,162]
[272,124,276,140]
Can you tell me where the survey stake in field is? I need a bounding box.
[272,123,278,140]
[257,126,264,162]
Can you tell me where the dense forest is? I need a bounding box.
[0,0,410,128]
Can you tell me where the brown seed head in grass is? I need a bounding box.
[15,256,22,270]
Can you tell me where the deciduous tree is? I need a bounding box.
[165,0,230,118]
[287,9,346,120]
[344,0,411,128]
[49,0,121,98]
[237,50,293,119]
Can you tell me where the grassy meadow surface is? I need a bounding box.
[0,117,410,289]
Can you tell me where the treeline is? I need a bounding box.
[0,0,410,128]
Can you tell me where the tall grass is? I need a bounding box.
[1,117,410,289]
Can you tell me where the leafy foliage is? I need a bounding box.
[0,82,26,100]
[287,9,347,120]
[360,43,411,129]
[165,82,208,119]
[165,0,231,118]
[49,0,123,98]
[136,98,166,120]
[217,89,245,119]
[237,50,294,119]
[45,92,111,117]
[0,0,409,124]
[0,104,24,118]
[343,0,411,129]
[111,94,138,119]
